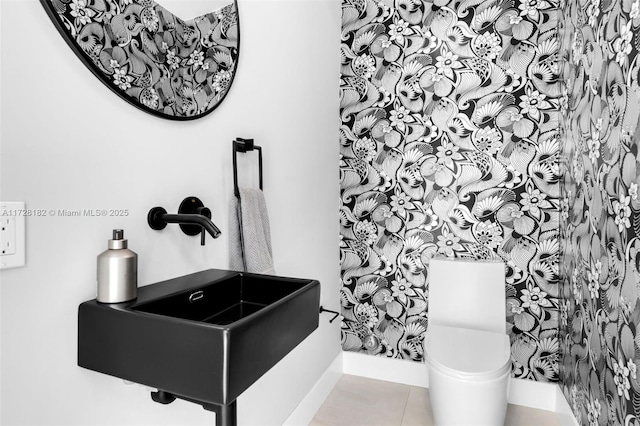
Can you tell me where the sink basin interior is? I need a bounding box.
[132,274,307,325]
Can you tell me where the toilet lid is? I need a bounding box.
[425,325,510,376]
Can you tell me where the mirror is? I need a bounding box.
[40,0,240,120]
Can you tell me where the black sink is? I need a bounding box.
[78,269,320,423]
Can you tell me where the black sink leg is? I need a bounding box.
[202,400,237,426]
[150,390,237,426]
[213,401,237,426]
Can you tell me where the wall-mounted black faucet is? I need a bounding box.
[148,197,221,245]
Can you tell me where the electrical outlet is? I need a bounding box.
[0,202,26,269]
[1,216,17,255]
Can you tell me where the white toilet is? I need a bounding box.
[424,257,511,425]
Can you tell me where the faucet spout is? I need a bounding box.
[162,213,221,239]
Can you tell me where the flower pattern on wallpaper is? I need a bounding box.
[559,0,640,421]
[340,0,560,382]
[42,0,238,118]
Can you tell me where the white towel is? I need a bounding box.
[229,188,275,274]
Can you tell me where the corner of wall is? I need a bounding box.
[555,385,580,426]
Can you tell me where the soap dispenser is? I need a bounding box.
[97,229,137,303]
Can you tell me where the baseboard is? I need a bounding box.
[507,376,558,411]
[282,353,343,426]
[342,351,430,388]
[342,352,567,411]
[286,351,579,425]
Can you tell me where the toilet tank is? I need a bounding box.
[428,257,506,334]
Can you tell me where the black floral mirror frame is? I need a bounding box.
[40,0,240,120]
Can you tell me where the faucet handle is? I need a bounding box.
[178,198,214,246]
[194,206,211,219]
[177,197,207,237]
[192,206,211,246]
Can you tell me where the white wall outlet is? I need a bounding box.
[1,216,17,255]
[0,202,26,269]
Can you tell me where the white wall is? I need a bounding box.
[0,0,342,424]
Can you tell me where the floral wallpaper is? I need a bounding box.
[558,0,640,421]
[339,0,561,382]
[40,0,238,119]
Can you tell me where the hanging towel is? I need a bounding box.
[229,188,275,274]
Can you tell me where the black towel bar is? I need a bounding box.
[232,137,263,197]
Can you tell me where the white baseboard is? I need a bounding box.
[342,351,430,388]
[342,352,559,411]
[507,376,557,411]
[282,353,343,426]
[286,351,579,425]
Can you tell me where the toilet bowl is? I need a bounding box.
[425,324,510,425]
[425,258,510,425]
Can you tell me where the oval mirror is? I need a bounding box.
[40,0,240,120]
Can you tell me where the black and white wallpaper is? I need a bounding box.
[559,0,640,421]
[339,0,561,382]
[41,0,238,119]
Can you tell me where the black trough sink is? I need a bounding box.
[78,269,320,425]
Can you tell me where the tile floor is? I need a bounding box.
[310,375,562,426]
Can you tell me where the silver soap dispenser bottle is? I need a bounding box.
[97,229,137,303]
